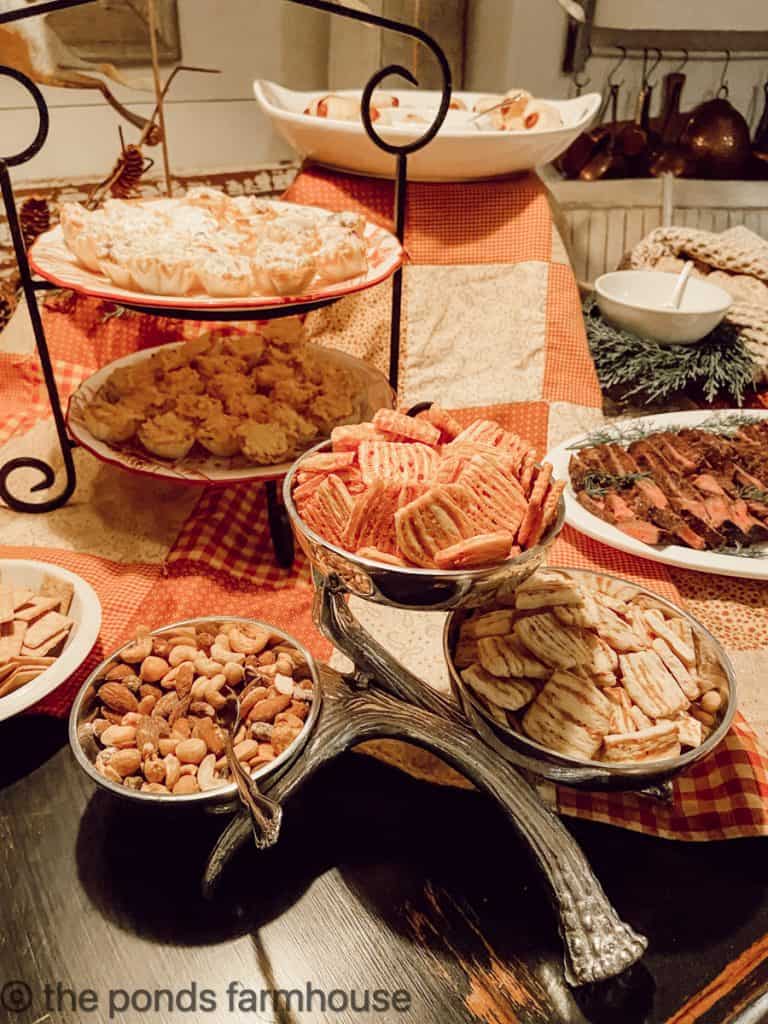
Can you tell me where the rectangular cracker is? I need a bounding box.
[461,663,537,712]
[514,569,584,610]
[0,584,13,624]
[619,651,689,719]
[23,611,73,650]
[21,628,70,657]
[460,609,516,640]
[601,721,681,763]
[643,609,695,666]
[0,620,27,663]
[515,613,593,670]
[629,705,653,730]
[522,670,613,759]
[15,597,61,622]
[652,638,700,700]
[478,634,550,679]
[12,588,34,612]
[453,638,480,669]
[0,667,43,698]
[675,713,703,748]
[603,686,636,733]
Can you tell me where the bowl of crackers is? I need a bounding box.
[0,559,101,721]
[284,407,565,610]
[444,567,735,789]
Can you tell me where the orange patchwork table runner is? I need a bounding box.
[0,166,765,841]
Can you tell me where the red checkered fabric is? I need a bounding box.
[1,168,766,842]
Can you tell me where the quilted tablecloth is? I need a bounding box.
[0,166,765,841]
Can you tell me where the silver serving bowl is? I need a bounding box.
[69,617,322,808]
[444,568,737,791]
[283,440,565,611]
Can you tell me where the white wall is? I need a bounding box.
[5,0,330,185]
[466,0,767,129]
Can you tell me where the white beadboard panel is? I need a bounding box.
[547,177,768,288]
[8,100,292,184]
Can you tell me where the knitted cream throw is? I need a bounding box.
[629,226,768,378]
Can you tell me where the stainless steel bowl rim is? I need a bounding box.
[283,439,565,582]
[443,566,737,778]
[68,616,322,806]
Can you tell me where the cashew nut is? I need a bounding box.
[197,753,220,791]
[193,654,223,678]
[191,675,211,701]
[210,643,245,665]
[169,645,200,667]
[214,633,231,650]
[204,674,227,702]
[228,626,269,656]
[120,631,153,664]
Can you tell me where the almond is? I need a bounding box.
[139,683,162,701]
[248,694,291,723]
[176,737,207,764]
[106,663,135,682]
[99,682,139,714]
[137,695,157,715]
[110,748,142,777]
[135,715,163,752]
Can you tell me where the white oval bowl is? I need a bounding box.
[595,270,732,345]
[253,81,602,182]
[0,559,101,722]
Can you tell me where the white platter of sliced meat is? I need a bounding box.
[547,409,768,580]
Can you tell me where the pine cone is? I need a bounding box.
[111,145,146,198]
[19,196,50,249]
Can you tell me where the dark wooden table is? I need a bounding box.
[1,713,766,1024]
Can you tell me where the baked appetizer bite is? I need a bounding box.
[138,412,196,460]
[82,401,141,444]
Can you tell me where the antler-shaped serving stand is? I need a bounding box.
[204,571,647,987]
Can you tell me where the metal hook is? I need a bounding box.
[718,49,731,97]
[607,46,626,88]
[673,49,689,74]
[572,44,591,95]
[645,47,663,88]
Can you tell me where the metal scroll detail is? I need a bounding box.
[284,0,453,391]
[203,664,647,986]
[0,65,77,513]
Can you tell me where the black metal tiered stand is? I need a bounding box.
[6,0,651,987]
[0,0,451,567]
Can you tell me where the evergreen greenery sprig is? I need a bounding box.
[583,296,756,406]
[582,470,651,498]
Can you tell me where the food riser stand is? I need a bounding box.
[1,0,649,987]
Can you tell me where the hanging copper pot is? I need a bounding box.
[649,72,697,177]
[752,80,768,176]
[680,97,751,178]
[557,87,613,178]
[579,83,626,180]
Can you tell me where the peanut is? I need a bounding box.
[101,725,136,748]
[143,757,166,784]
[137,695,157,715]
[176,738,207,764]
[700,690,722,714]
[171,718,192,739]
[158,737,179,757]
[142,782,170,794]
[172,776,200,795]
[233,739,260,762]
[140,656,170,683]
[110,748,142,777]
[164,754,181,789]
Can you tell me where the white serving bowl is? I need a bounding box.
[0,559,101,722]
[254,81,602,182]
[595,270,732,345]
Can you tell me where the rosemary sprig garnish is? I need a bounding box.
[583,296,756,407]
[582,470,651,498]
[737,485,768,504]
[568,411,766,451]
[710,541,768,559]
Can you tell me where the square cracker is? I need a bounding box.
[0,620,27,663]
[0,584,13,625]
[21,628,70,657]
[39,576,75,616]
[15,597,61,622]
[23,611,73,650]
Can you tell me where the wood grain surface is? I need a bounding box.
[0,713,766,1024]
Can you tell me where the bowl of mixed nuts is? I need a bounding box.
[69,617,320,804]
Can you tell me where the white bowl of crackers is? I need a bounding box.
[445,567,735,789]
[0,559,101,721]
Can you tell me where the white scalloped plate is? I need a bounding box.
[546,409,768,580]
[29,203,402,313]
[67,342,394,486]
